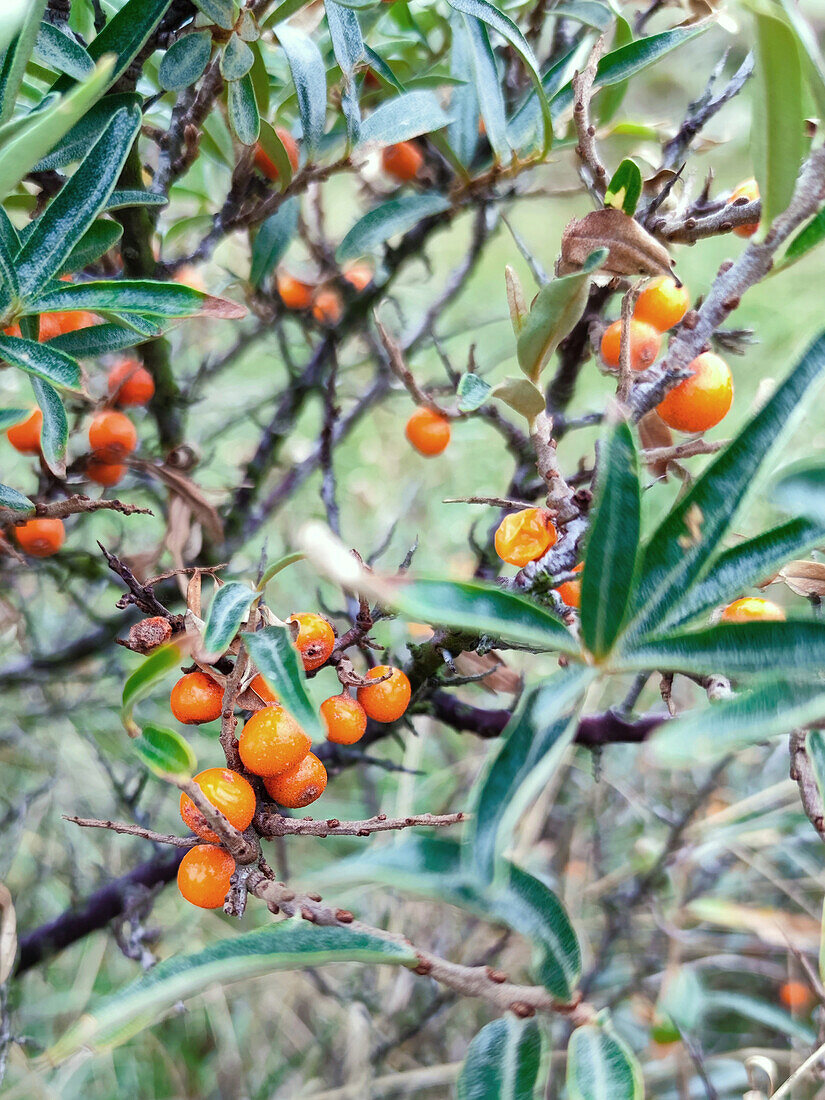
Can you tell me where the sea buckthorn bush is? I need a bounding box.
[3,1,825,1097]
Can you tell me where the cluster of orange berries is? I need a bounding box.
[173,611,411,908]
[600,276,733,434]
[275,263,372,325]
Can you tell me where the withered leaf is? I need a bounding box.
[770,560,825,598]
[505,265,527,335]
[454,651,522,695]
[558,207,678,282]
[638,409,674,481]
[132,459,224,544]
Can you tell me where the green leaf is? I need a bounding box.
[78,0,173,91]
[622,620,825,679]
[227,72,260,145]
[778,0,825,117]
[359,88,452,146]
[595,15,633,125]
[447,0,552,150]
[16,104,140,296]
[257,119,296,187]
[460,14,509,163]
[0,1,33,59]
[30,376,68,476]
[457,373,492,412]
[276,21,327,154]
[34,20,94,80]
[567,1021,643,1100]
[28,279,246,320]
[604,158,642,216]
[257,551,306,591]
[0,408,29,431]
[104,190,168,212]
[0,56,115,200]
[32,92,140,172]
[752,7,804,230]
[194,0,236,30]
[580,421,641,658]
[0,208,18,308]
[325,0,363,145]
[471,667,594,882]
[202,582,256,655]
[0,334,81,390]
[808,729,825,810]
[47,921,417,1063]
[56,218,123,276]
[46,323,140,359]
[242,625,323,740]
[653,678,825,766]
[447,14,479,167]
[159,30,212,91]
[134,722,197,781]
[625,330,825,640]
[553,1,612,29]
[779,206,825,271]
[221,32,254,80]
[381,577,579,653]
[457,1017,543,1100]
[491,376,545,420]
[774,459,825,524]
[0,0,48,125]
[0,483,34,513]
[659,517,825,633]
[121,643,183,721]
[702,990,815,1044]
[250,197,299,287]
[516,258,604,381]
[336,192,451,260]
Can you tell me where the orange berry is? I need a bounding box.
[170,671,224,724]
[86,459,126,486]
[14,517,65,557]
[555,562,584,609]
[179,767,256,843]
[287,612,335,671]
[633,277,690,332]
[321,693,368,744]
[276,272,315,311]
[250,673,279,705]
[88,409,137,461]
[780,981,814,1012]
[728,178,760,238]
[254,128,300,180]
[382,141,424,182]
[108,358,155,406]
[600,319,661,371]
[238,705,311,777]
[263,752,327,808]
[656,352,733,433]
[177,844,235,909]
[405,407,451,456]
[6,409,42,454]
[494,508,557,568]
[343,263,372,292]
[357,665,411,723]
[720,597,786,623]
[312,287,342,325]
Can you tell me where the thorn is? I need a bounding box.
[510,1002,536,1018]
[336,908,354,923]
[486,967,508,983]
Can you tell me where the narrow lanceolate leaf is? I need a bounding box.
[0,409,28,431]
[30,377,68,476]
[624,330,825,640]
[336,193,451,261]
[73,0,173,91]
[122,643,184,720]
[0,57,115,200]
[227,72,260,145]
[242,625,323,740]
[604,158,642,216]
[257,552,305,591]
[809,731,825,824]
[46,922,417,1063]
[202,582,256,656]
[581,421,641,658]
[32,93,140,172]
[471,667,595,882]
[15,105,140,296]
[105,190,168,213]
[0,208,18,309]
[774,459,825,525]
[34,20,94,80]
[250,197,299,287]
[0,0,33,59]
[752,8,804,230]
[516,258,604,381]
[382,577,579,654]
[276,22,327,154]
[448,13,479,167]
[653,678,825,767]
[0,0,48,125]
[0,334,81,391]
[0,483,34,514]
[457,1017,543,1100]
[56,219,123,276]
[461,14,510,163]
[46,323,141,359]
[158,30,212,92]
[134,723,196,781]
[28,279,246,320]
[566,1021,643,1100]
[780,207,825,270]
[622,620,825,679]
[359,89,452,147]
[325,0,363,145]
[258,119,296,187]
[659,517,825,633]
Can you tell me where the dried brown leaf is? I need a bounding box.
[199,295,247,320]
[771,560,825,598]
[558,208,678,281]
[133,459,224,544]
[454,652,522,695]
[638,410,673,480]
